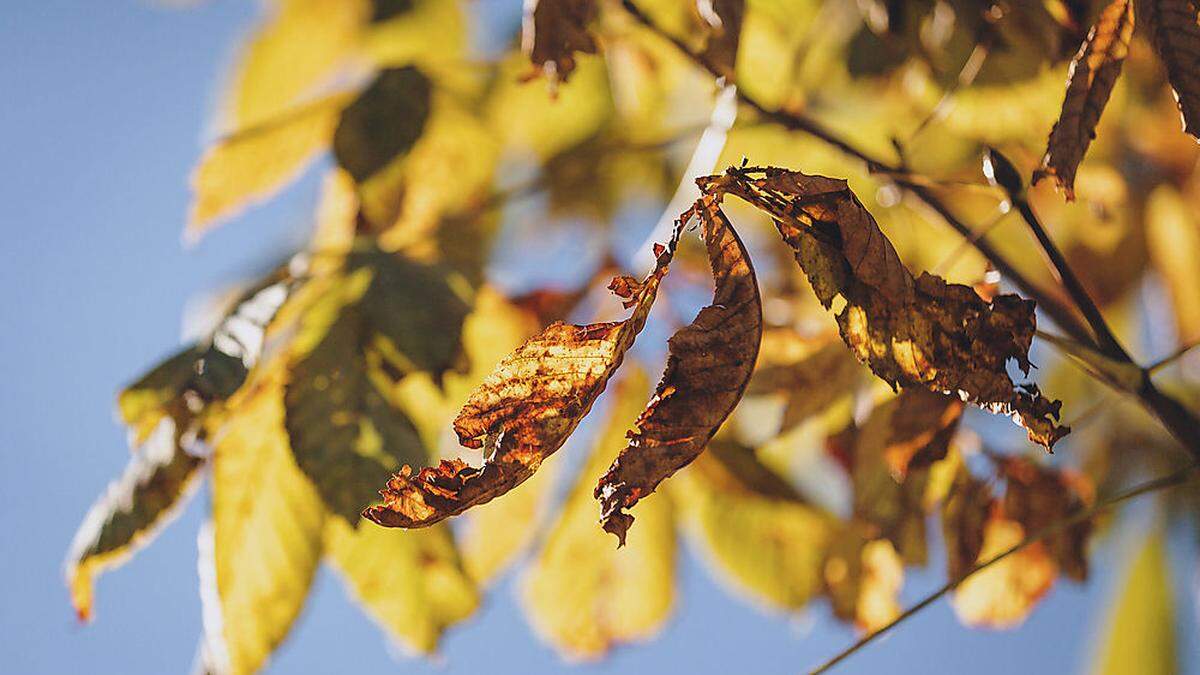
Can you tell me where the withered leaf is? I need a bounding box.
[941,465,994,580]
[999,456,1094,581]
[695,0,744,78]
[363,235,678,528]
[522,0,598,86]
[333,67,432,183]
[1138,0,1200,139]
[596,197,763,544]
[823,526,904,632]
[1034,0,1134,199]
[952,511,1057,628]
[704,167,1068,451]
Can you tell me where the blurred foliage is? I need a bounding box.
[67,0,1200,673]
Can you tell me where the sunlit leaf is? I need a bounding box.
[1146,185,1200,342]
[324,517,478,654]
[597,198,763,543]
[204,368,325,675]
[745,329,864,433]
[705,167,1069,450]
[66,418,203,621]
[523,372,675,659]
[364,230,679,529]
[1034,0,1134,199]
[823,527,904,632]
[999,456,1094,581]
[1092,527,1177,675]
[1137,0,1200,139]
[676,442,833,612]
[952,513,1056,629]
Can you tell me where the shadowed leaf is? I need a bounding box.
[324,518,478,654]
[523,372,675,659]
[1034,0,1134,199]
[596,197,763,544]
[1138,0,1200,139]
[364,231,679,528]
[522,0,598,86]
[333,67,432,183]
[942,466,993,580]
[695,0,744,78]
[999,456,1094,581]
[705,167,1068,451]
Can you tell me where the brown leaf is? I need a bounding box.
[363,235,678,528]
[522,0,598,86]
[702,167,1069,451]
[595,197,763,544]
[823,527,904,632]
[941,466,994,580]
[999,456,1095,581]
[1138,0,1200,140]
[1034,0,1134,199]
[952,511,1057,628]
[695,0,744,78]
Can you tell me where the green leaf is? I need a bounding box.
[66,419,203,621]
[325,518,479,654]
[1092,527,1178,675]
[333,66,432,182]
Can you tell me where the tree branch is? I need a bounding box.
[809,463,1199,674]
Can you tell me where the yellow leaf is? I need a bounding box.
[205,368,325,675]
[188,93,351,238]
[324,519,478,655]
[522,372,676,659]
[228,0,368,128]
[1146,185,1200,343]
[1092,527,1177,675]
[952,515,1056,629]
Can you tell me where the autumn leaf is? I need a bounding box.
[204,367,326,675]
[596,197,763,544]
[1092,528,1178,675]
[952,511,1056,628]
[188,93,351,237]
[674,442,833,611]
[941,466,993,580]
[363,231,679,529]
[65,418,203,622]
[695,0,744,78]
[704,166,1069,451]
[745,329,864,432]
[285,245,468,521]
[1033,0,1134,199]
[324,518,478,654]
[522,0,598,86]
[823,526,904,632]
[1137,0,1200,139]
[1145,185,1200,342]
[998,456,1094,581]
[523,372,675,659]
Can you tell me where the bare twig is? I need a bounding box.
[809,464,1200,674]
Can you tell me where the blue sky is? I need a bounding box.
[1,1,1197,674]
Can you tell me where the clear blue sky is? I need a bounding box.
[1,2,1196,674]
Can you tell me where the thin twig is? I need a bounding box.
[809,464,1200,674]
[616,0,1095,349]
[1148,340,1200,372]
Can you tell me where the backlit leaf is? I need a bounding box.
[745,329,864,433]
[999,456,1094,581]
[1138,0,1200,139]
[1092,528,1177,675]
[823,526,904,632]
[704,167,1069,451]
[204,368,325,675]
[952,513,1056,628]
[66,418,203,621]
[324,518,478,654]
[522,0,598,86]
[188,94,350,238]
[523,372,675,659]
[1034,0,1134,199]
[364,230,679,528]
[1146,185,1200,342]
[596,197,763,544]
[675,442,833,611]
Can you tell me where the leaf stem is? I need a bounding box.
[808,464,1199,674]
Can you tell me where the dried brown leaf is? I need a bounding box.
[595,197,763,544]
[363,236,677,528]
[703,167,1068,451]
[1138,0,1200,139]
[952,512,1057,628]
[695,0,744,78]
[941,465,994,580]
[522,0,598,86]
[1034,0,1134,199]
[999,456,1095,581]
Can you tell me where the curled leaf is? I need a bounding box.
[522,0,598,86]
[704,167,1068,451]
[1138,0,1200,139]
[1034,0,1134,199]
[596,197,763,544]
[364,235,678,528]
